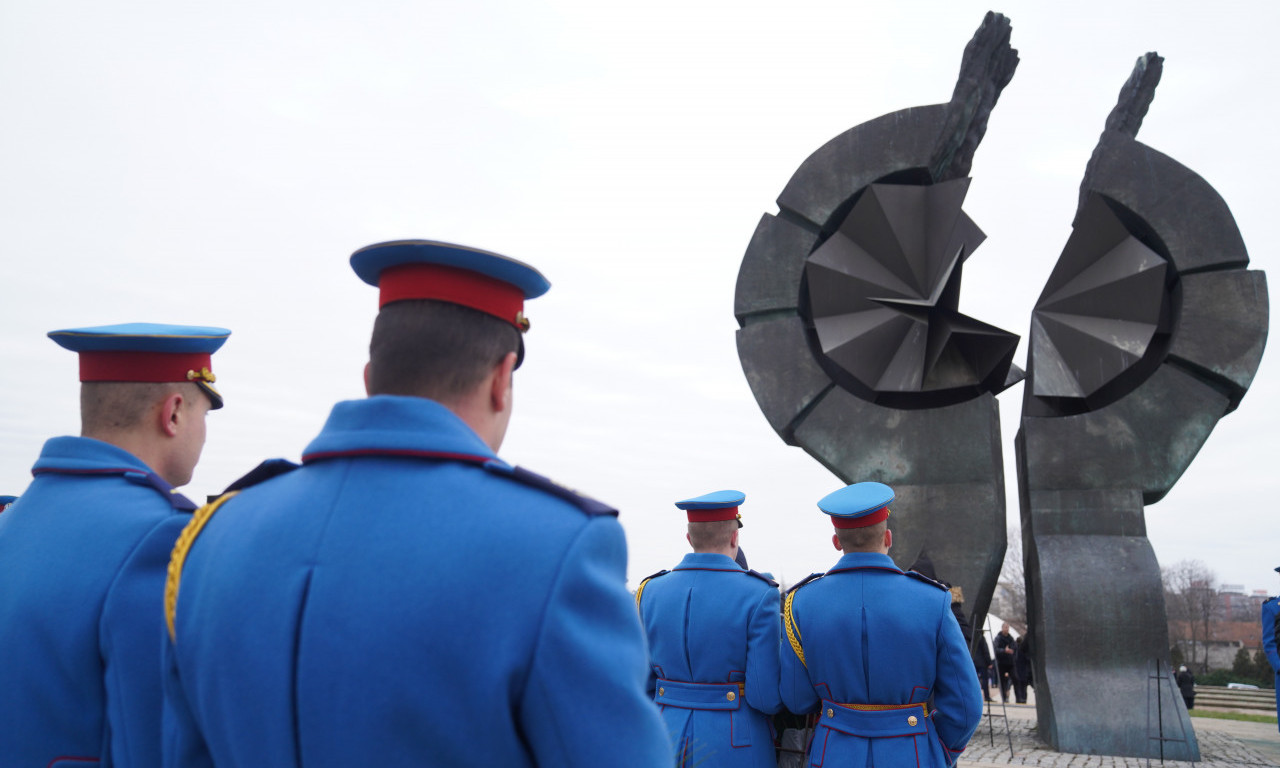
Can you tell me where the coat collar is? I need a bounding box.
[828,551,902,574]
[33,435,155,475]
[31,436,195,510]
[302,395,502,467]
[674,552,743,571]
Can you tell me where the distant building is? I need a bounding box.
[1181,639,1249,671]
[1217,585,1268,622]
[1168,582,1267,671]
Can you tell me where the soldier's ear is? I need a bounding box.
[832,533,842,552]
[884,528,893,551]
[489,351,518,414]
[159,392,184,438]
[363,362,373,396]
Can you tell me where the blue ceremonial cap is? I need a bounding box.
[47,323,231,410]
[676,490,745,527]
[818,482,894,529]
[351,240,549,330]
[0,495,16,510]
[351,240,550,368]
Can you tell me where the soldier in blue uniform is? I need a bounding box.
[0,323,229,768]
[780,482,982,767]
[635,490,783,767]
[1263,565,1280,732]
[162,240,672,767]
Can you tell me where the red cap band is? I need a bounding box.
[831,506,890,529]
[687,506,740,523]
[78,351,214,383]
[379,263,526,330]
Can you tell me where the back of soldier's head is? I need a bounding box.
[368,300,518,402]
[351,240,549,404]
[80,381,190,434]
[48,323,230,439]
[819,482,893,553]
[687,519,738,552]
[675,490,745,554]
[836,520,889,552]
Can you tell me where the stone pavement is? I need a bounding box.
[959,700,1280,767]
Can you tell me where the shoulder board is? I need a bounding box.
[634,569,670,610]
[1265,596,1279,605]
[223,458,301,493]
[906,570,950,590]
[786,572,824,595]
[121,469,197,512]
[484,464,618,516]
[744,569,779,588]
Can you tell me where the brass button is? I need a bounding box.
[658,688,665,696]
[908,715,918,726]
[827,708,834,718]
[726,691,736,702]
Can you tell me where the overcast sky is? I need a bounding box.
[2,1,1275,596]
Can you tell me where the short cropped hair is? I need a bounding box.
[687,519,737,552]
[80,381,186,434]
[368,300,520,401]
[836,520,888,553]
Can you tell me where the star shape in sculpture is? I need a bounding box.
[1029,192,1169,405]
[803,179,1020,406]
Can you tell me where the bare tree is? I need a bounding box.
[991,526,1026,630]
[1162,559,1218,673]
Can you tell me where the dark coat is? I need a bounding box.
[994,630,1016,670]
[1176,668,1195,698]
[1013,636,1033,683]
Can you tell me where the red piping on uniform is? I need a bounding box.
[31,467,139,476]
[302,448,491,465]
[826,566,903,576]
[671,567,747,574]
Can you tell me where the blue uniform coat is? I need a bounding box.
[1263,596,1279,731]
[781,553,982,767]
[636,552,783,767]
[0,437,195,767]
[163,396,671,767]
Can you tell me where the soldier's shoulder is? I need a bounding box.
[786,572,824,595]
[483,463,618,517]
[223,458,301,494]
[905,569,950,591]
[743,568,779,588]
[639,569,671,584]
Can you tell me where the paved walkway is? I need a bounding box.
[960,700,1280,767]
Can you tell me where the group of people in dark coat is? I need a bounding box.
[976,621,1034,704]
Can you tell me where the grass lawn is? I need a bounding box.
[1189,709,1278,724]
